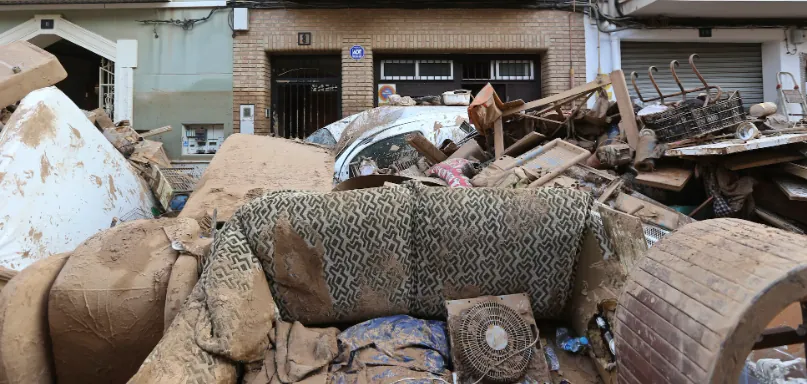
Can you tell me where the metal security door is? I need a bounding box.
[272,56,341,139]
[98,58,115,119]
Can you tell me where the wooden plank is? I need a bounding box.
[597,178,623,203]
[493,117,504,159]
[503,131,545,157]
[635,167,693,192]
[139,125,172,138]
[598,203,647,275]
[665,134,807,156]
[406,133,447,164]
[754,180,807,227]
[526,140,591,188]
[755,207,806,234]
[611,69,640,149]
[615,192,681,230]
[90,107,114,129]
[502,73,612,116]
[630,192,696,226]
[781,162,807,181]
[130,140,172,168]
[722,149,804,170]
[773,175,807,201]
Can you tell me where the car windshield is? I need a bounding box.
[304,128,337,147]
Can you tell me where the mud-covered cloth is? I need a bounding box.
[330,315,450,384]
[129,184,610,384]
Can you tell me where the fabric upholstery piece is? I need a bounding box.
[132,184,609,383]
[411,186,596,318]
[244,187,415,325]
[330,315,450,384]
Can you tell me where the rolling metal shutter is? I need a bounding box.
[621,42,763,109]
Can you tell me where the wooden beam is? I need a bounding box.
[723,149,805,170]
[503,132,545,157]
[781,162,807,181]
[140,125,172,138]
[615,192,681,230]
[774,175,807,201]
[529,151,590,188]
[611,69,639,150]
[597,178,623,203]
[665,134,807,156]
[755,207,806,234]
[493,118,504,159]
[635,167,693,192]
[502,73,612,116]
[406,133,448,164]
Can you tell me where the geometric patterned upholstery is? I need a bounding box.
[130,183,609,383]
[232,183,602,324]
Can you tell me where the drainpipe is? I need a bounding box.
[610,35,621,71]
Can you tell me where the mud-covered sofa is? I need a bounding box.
[128,183,609,383]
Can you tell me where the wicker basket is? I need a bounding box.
[642,93,745,143]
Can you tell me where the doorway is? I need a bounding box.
[43,39,112,114]
[271,56,341,139]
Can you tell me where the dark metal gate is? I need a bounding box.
[271,56,341,139]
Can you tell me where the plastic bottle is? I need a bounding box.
[555,327,571,346]
[561,336,589,353]
[543,344,560,371]
[596,315,617,357]
[556,327,589,353]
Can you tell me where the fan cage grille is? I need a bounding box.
[457,301,534,382]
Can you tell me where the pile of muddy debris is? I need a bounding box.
[3,38,807,384]
[328,65,807,384]
[346,63,807,239]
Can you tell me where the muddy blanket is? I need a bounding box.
[130,184,609,383]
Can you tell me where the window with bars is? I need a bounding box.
[493,60,534,80]
[380,60,453,80]
[460,59,535,81]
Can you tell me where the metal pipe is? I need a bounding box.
[689,53,714,104]
[630,72,645,102]
[670,60,687,101]
[648,66,664,104]
[610,36,621,72]
[631,84,722,104]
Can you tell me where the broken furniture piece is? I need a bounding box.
[0,41,67,108]
[520,139,591,188]
[635,166,693,192]
[664,133,807,156]
[632,54,748,144]
[470,70,640,156]
[642,91,744,143]
[148,166,198,212]
[630,54,722,105]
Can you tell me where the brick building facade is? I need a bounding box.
[232,8,586,136]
